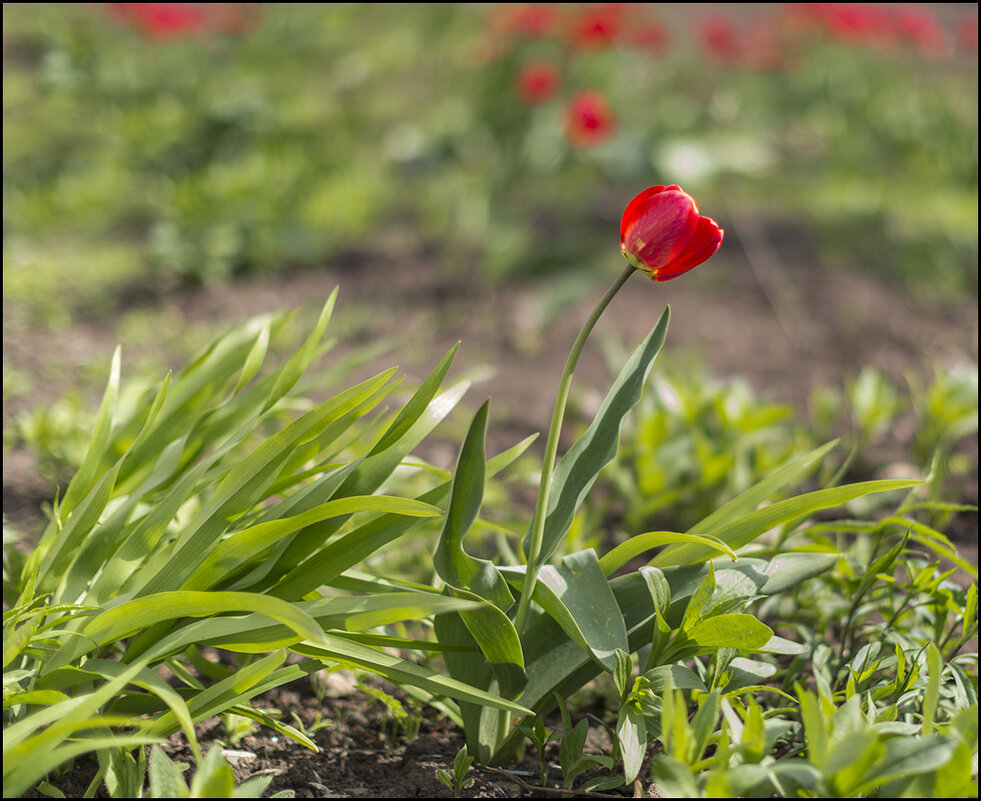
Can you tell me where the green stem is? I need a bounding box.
[514,264,636,635]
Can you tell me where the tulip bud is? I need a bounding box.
[620,185,724,281]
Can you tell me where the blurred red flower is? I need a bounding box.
[569,3,625,49]
[565,91,615,147]
[627,21,670,52]
[701,17,742,63]
[620,185,723,282]
[492,3,557,38]
[106,3,206,38]
[103,3,258,39]
[957,14,979,51]
[894,7,948,54]
[516,61,559,104]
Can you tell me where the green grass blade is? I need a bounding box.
[181,495,440,591]
[267,433,536,600]
[81,658,202,761]
[137,650,288,739]
[44,591,328,671]
[261,290,336,412]
[294,634,531,715]
[59,347,121,517]
[652,479,921,567]
[141,593,481,654]
[269,376,470,583]
[599,531,737,576]
[130,371,399,597]
[4,734,160,799]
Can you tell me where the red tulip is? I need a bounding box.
[105,3,207,39]
[894,8,948,54]
[516,61,559,104]
[102,3,259,39]
[565,91,615,147]
[568,3,625,49]
[701,17,742,63]
[620,185,723,281]
[491,3,557,38]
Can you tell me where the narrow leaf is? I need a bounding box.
[525,309,669,566]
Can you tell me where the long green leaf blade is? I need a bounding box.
[525,308,669,566]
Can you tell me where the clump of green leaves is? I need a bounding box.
[426,308,927,777]
[2,291,533,797]
[593,359,977,541]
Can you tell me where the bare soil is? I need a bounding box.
[5,215,978,797]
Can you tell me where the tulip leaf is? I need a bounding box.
[431,401,525,698]
[448,586,527,700]
[533,550,628,672]
[433,400,514,611]
[684,613,773,652]
[524,308,669,567]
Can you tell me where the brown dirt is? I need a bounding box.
[4,215,978,798]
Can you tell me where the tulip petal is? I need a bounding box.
[620,185,667,243]
[649,216,724,281]
[624,189,700,276]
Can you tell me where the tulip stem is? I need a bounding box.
[514,263,636,635]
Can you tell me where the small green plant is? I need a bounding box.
[436,746,475,797]
[517,715,554,787]
[357,682,423,745]
[147,744,294,798]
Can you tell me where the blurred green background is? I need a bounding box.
[4,3,976,300]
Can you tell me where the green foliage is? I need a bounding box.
[5,289,976,797]
[427,310,946,783]
[594,358,978,540]
[357,682,423,745]
[146,744,293,799]
[435,746,475,798]
[2,294,534,797]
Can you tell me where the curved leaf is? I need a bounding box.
[600,531,736,577]
[45,591,327,671]
[534,550,628,672]
[653,479,921,567]
[524,308,669,566]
